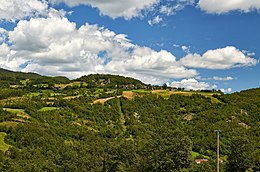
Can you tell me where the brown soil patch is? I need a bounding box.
[183,114,193,121]
[93,97,115,104]
[123,91,134,99]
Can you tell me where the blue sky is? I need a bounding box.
[0,0,259,92]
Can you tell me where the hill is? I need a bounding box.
[0,80,259,171]
[0,68,259,171]
[74,73,147,89]
[0,68,147,90]
[0,68,70,87]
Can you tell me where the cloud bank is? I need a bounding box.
[49,0,159,19]
[0,0,48,21]
[170,78,211,90]
[180,46,258,69]
[0,14,198,84]
[0,0,258,90]
[198,0,260,14]
[0,13,257,85]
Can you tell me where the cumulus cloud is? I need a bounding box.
[180,46,258,69]
[0,43,23,70]
[0,0,48,21]
[198,0,260,14]
[220,88,232,93]
[0,14,197,85]
[169,78,212,90]
[49,0,159,19]
[148,15,163,26]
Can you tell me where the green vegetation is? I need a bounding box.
[3,108,25,114]
[0,68,70,87]
[192,151,209,159]
[0,132,10,152]
[0,68,259,171]
[38,107,61,111]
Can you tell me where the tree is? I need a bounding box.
[227,137,254,172]
[162,83,168,90]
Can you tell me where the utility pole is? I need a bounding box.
[215,130,221,172]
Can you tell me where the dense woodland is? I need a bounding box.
[0,68,259,171]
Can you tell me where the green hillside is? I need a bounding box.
[0,69,259,171]
[0,68,70,87]
[75,73,147,89]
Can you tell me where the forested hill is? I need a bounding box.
[0,68,70,86]
[0,68,147,89]
[74,74,147,88]
[0,68,259,171]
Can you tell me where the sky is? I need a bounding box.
[0,0,259,92]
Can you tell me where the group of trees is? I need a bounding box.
[0,68,259,171]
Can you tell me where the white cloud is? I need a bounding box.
[0,28,8,43]
[247,52,256,56]
[170,78,212,90]
[49,0,159,19]
[198,0,260,14]
[160,5,174,16]
[0,15,197,85]
[159,0,195,17]
[197,76,235,81]
[173,44,180,48]
[0,43,23,70]
[148,15,163,26]
[212,76,234,81]
[0,43,10,57]
[220,88,232,93]
[0,0,48,21]
[181,45,190,53]
[180,46,258,69]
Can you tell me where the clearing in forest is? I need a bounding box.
[93,97,117,104]
[38,107,61,111]
[0,132,11,152]
[3,108,25,114]
[122,91,135,99]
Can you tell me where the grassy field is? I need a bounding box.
[121,90,221,103]
[28,92,42,97]
[0,132,11,152]
[192,151,210,159]
[55,82,85,89]
[0,121,19,127]
[132,90,151,94]
[152,90,221,102]
[38,107,61,111]
[3,108,25,114]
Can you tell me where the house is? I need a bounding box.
[195,159,208,164]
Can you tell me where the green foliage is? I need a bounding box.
[38,107,61,112]
[0,71,259,171]
[0,89,26,100]
[75,73,147,89]
[0,132,11,152]
[0,67,70,86]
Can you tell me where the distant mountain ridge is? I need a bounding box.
[0,68,70,85]
[0,68,146,88]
